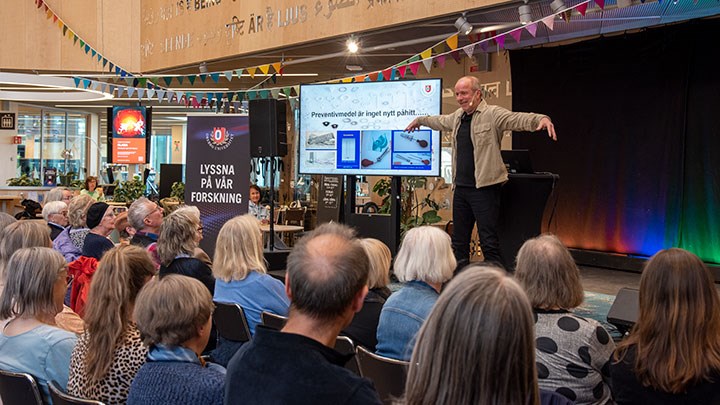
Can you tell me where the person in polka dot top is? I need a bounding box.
[516,234,615,405]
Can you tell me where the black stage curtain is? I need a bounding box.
[510,19,720,262]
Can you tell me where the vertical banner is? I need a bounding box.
[186,115,250,257]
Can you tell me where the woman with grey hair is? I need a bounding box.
[375,226,456,361]
[53,194,95,262]
[45,186,73,204]
[0,247,77,403]
[516,234,614,405]
[43,200,69,240]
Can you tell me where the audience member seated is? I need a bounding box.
[225,223,382,405]
[157,209,214,294]
[516,234,614,405]
[45,186,74,204]
[128,197,162,249]
[610,248,720,404]
[376,226,455,361]
[0,212,16,229]
[53,194,94,263]
[80,176,105,202]
[342,238,392,351]
[81,202,116,261]
[114,211,135,245]
[174,205,212,266]
[128,274,224,405]
[248,184,269,223]
[0,247,77,403]
[0,220,83,334]
[43,201,69,241]
[67,245,155,404]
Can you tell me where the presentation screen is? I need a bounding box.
[111,106,147,164]
[299,79,442,176]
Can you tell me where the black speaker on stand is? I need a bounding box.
[249,99,287,253]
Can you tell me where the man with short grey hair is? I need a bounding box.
[128,197,163,248]
[225,223,382,405]
[42,200,68,240]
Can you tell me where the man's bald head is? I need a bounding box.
[286,223,370,321]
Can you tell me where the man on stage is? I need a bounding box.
[405,75,556,270]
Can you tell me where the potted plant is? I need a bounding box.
[372,177,442,234]
[6,174,42,187]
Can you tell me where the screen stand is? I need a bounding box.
[268,158,277,251]
[344,175,401,257]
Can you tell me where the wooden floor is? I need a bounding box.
[579,266,640,296]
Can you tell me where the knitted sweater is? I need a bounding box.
[127,361,224,405]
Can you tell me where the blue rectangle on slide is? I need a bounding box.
[336,130,360,169]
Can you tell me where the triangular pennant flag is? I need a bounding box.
[260,90,270,99]
[445,34,458,50]
[187,75,196,85]
[247,91,257,100]
[236,91,245,101]
[223,71,233,81]
[495,35,506,50]
[82,79,91,89]
[269,74,276,84]
[480,41,489,52]
[199,74,207,83]
[381,69,392,81]
[463,44,475,58]
[176,76,184,85]
[390,69,397,81]
[125,78,134,86]
[137,88,145,99]
[138,78,147,87]
[525,22,538,37]
[163,77,173,87]
[109,63,115,73]
[367,72,379,82]
[576,2,588,15]
[271,62,282,74]
[79,39,85,48]
[120,70,127,78]
[84,44,91,54]
[157,90,166,101]
[542,15,555,30]
[109,85,116,96]
[420,48,433,61]
[52,14,58,23]
[293,85,300,95]
[37,0,43,8]
[62,25,68,36]
[97,53,102,62]
[91,49,96,57]
[126,87,135,98]
[436,55,446,69]
[99,83,107,94]
[409,62,420,76]
[210,73,220,83]
[259,64,270,75]
[594,0,605,9]
[235,69,244,78]
[149,78,159,87]
[57,20,63,29]
[73,35,78,45]
[397,65,407,78]
[91,81,101,90]
[408,55,421,63]
[509,29,522,43]
[147,89,155,99]
[422,58,433,73]
[432,43,447,55]
[271,89,281,99]
[353,75,365,83]
[73,77,81,88]
[450,50,462,64]
[247,67,257,78]
[467,33,476,43]
[168,91,176,102]
[214,92,223,102]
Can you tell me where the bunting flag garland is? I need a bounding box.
[594,0,605,9]
[247,67,257,78]
[494,35,506,51]
[542,15,555,30]
[272,62,282,74]
[409,62,420,76]
[509,30,522,43]
[445,34,458,51]
[397,65,407,78]
[224,71,233,81]
[450,50,462,64]
[421,57,433,73]
[577,2,588,16]
[463,44,475,58]
[526,22,538,37]
[435,54,446,69]
[259,64,270,75]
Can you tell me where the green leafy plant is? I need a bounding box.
[170,181,185,202]
[112,178,145,203]
[59,171,77,187]
[371,176,442,234]
[6,174,42,187]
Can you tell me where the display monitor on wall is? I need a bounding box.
[107,106,151,164]
[299,79,442,177]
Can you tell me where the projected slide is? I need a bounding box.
[299,79,441,176]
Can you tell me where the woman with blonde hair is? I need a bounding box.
[0,247,77,403]
[342,238,392,350]
[516,234,614,405]
[67,245,156,404]
[157,209,214,294]
[376,226,456,360]
[402,266,542,405]
[610,248,720,404]
[213,214,288,335]
[53,194,95,262]
[128,275,224,405]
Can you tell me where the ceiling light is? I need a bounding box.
[518,2,533,25]
[199,62,208,74]
[346,65,363,71]
[346,38,359,53]
[454,14,473,35]
[0,72,113,102]
[550,0,567,14]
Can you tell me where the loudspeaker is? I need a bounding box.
[607,287,639,335]
[250,99,287,157]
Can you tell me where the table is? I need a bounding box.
[260,224,305,249]
[0,196,20,215]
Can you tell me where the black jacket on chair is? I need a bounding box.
[159,257,215,295]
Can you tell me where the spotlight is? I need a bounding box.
[454,14,473,35]
[518,2,532,25]
[199,62,208,74]
[550,0,567,13]
[346,38,359,54]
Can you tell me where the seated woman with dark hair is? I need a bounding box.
[516,234,614,405]
[610,248,720,404]
[375,226,455,361]
[128,274,224,405]
[0,247,77,403]
[401,265,572,405]
[67,245,156,404]
[342,238,392,351]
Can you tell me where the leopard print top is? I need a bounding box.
[67,324,148,404]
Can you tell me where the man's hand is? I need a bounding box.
[537,117,557,140]
[405,118,421,133]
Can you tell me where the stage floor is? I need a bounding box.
[579,266,640,295]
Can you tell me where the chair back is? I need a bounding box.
[260,311,288,331]
[356,346,409,405]
[334,336,361,375]
[283,207,306,227]
[213,302,252,342]
[0,369,44,405]
[49,380,105,405]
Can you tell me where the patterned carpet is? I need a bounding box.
[576,291,622,340]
